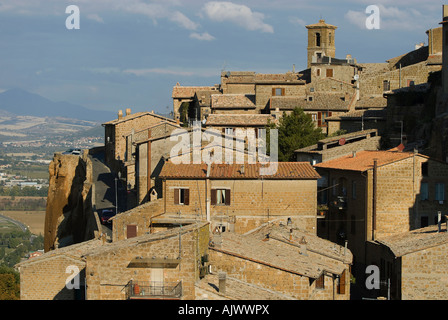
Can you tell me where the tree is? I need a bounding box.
[0,266,20,300]
[272,108,325,162]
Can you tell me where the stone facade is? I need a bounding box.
[295,129,381,164]
[84,222,209,300]
[103,110,177,174]
[315,150,448,266]
[159,162,320,234]
[208,224,352,300]
[366,224,448,300]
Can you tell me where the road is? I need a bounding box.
[0,213,28,232]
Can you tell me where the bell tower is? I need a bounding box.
[306,19,337,68]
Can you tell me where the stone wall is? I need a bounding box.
[19,255,86,300]
[85,223,209,300]
[401,242,448,300]
[209,248,348,300]
[112,199,165,242]
[163,178,318,234]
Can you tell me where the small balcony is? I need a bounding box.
[125,281,182,300]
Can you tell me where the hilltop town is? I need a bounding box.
[13,7,448,302]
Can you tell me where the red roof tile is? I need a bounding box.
[159,162,320,180]
[314,150,414,172]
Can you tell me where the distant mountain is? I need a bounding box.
[0,88,116,123]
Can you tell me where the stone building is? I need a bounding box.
[132,125,249,205]
[313,148,448,270]
[365,224,448,300]
[18,222,210,300]
[102,109,178,174]
[306,19,337,69]
[206,222,352,300]
[158,162,321,234]
[172,84,220,122]
[295,129,381,165]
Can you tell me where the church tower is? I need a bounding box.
[306,19,337,69]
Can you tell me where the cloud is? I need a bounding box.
[0,0,199,30]
[202,1,274,33]
[289,17,307,27]
[87,13,104,23]
[189,32,215,41]
[123,68,195,76]
[345,4,431,31]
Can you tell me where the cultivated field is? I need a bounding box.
[0,211,46,235]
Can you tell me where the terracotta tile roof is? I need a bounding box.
[314,149,414,172]
[375,224,448,257]
[211,94,256,109]
[159,162,321,180]
[206,114,275,127]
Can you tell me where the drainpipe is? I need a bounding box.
[206,163,211,223]
[372,159,378,241]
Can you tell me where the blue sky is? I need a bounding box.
[0,0,445,116]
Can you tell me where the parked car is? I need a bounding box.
[100,209,115,225]
[62,148,82,155]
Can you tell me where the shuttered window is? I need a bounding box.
[211,189,231,206]
[126,225,137,239]
[272,88,285,96]
[337,270,346,294]
[174,188,190,205]
[326,69,334,77]
[315,274,325,289]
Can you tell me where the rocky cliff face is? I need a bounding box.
[44,151,97,252]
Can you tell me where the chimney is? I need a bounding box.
[444,5,448,21]
[352,151,356,158]
[125,108,131,116]
[218,272,227,294]
[300,236,308,256]
[118,110,123,120]
[240,164,245,175]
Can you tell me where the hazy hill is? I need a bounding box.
[0,88,116,123]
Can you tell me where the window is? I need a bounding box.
[211,189,231,206]
[352,181,357,200]
[316,69,321,77]
[318,111,332,127]
[435,183,445,201]
[126,225,137,239]
[311,114,318,122]
[326,68,334,78]
[383,80,390,91]
[273,88,285,96]
[421,162,429,176]
[329,33,332,45]
[421,216,429,228]
[420,182,428,201]
[337,270,346,295]
[316,32,321,47]
[332,178,337,196]
[315,274,325,289]
[224,127,234,136]
[174,188,190,205]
